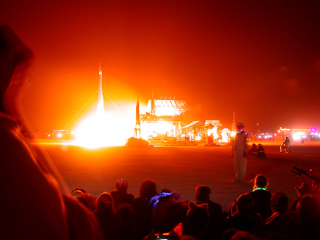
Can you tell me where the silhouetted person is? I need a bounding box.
[264,191,289,236]
[94,192,121,240]
[233,122,248,183]
[287,194,320,240]
[72,191,91,210]
[116,203,137,240]
[289,182,313,213]
[180,201,209,240]
[195,185,224,240]
[250,175,272,221]
[280,137,290,153]
[132,179,158,240]
[71,187,96,212]
[257,144,266,158]
[110,179,135,209]
[0,25,101,239]
[223,193,264,236]
[150,189,181,212]
[150,189,186,234]
[248,144,258,158]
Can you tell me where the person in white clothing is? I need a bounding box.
[233,122,248,183]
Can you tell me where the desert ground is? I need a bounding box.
[38,141,320,211]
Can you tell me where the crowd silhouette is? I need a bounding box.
[69,176,320,240]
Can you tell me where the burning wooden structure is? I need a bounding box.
[138,95,191,141]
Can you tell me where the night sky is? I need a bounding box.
[1,0,320,133]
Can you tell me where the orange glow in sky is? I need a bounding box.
[2,1,320,133]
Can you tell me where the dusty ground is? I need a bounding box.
[38,141,320,211]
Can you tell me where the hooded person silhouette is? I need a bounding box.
[0,25,101,239]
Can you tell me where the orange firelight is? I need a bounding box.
[73,103,136,149]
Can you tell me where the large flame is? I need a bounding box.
[141,121,174,139]
[73,103,136,149]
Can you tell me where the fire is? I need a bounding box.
[141,121,173,139]
[230,131,236,137]
[73,103,136,149]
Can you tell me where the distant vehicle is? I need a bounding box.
[52,130,74,140]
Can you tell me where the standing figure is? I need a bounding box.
[280,136,290,153]
[233,122,248,183]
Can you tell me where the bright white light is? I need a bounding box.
[292,132,305,141]
[221,128,230,143]
[156,107,175,116]
[73,104,135,149]
[57,133,63,138]
[141,121,173,140]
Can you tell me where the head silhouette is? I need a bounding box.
[296,194,319,221]
[270,191,288,213]
[236,193,254,212]
[115,179,128,192]
[96,192,114,212]
[186,201,209,232]
[195,185,211,202]
[253,174,268,189]
[236,122,245,131]
[139,179,157,200]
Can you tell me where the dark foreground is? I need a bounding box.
[39,141,320,211]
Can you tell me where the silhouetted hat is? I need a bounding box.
[236,193,254,211]
[236,122,245,128]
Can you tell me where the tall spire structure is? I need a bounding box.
[151,91,155,115]
[134,97,141,138]
[97,64,104,115]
